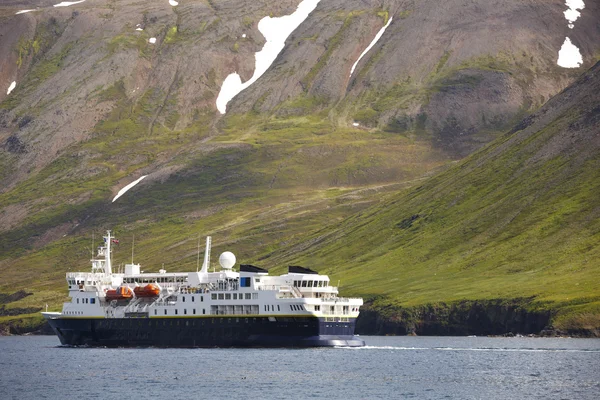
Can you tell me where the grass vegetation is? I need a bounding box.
[0,8,597,336]
[300,11,362,90]
[256,81,600,329]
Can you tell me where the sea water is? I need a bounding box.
[1,335,598,399]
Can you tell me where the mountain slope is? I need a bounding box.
[1,0,598,259]
[259,61,600,334]
[0,1,599,334]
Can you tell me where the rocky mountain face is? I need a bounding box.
[1,0,598,180]
[0,0,599,333]
[231,0,599,155]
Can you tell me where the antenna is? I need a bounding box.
[92,232,95,257]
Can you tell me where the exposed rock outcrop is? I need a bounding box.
[356,300,553,336]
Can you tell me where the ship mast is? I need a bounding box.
[104,230,113,275]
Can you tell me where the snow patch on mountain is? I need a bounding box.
[7,81,16,95]
[349,17,393,78]
[557,38,583,68]
[564,0,585,28]
[216,0,321,114]
[53,0,86,7]
[112,176,147,203]
[557,1,584,68]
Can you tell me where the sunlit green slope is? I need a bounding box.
[260,62,600,331]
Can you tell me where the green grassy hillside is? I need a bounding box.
[1,0,599,335]
[3,60,600,333]
[255,62,600,333]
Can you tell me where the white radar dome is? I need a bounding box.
[219,251,236,269]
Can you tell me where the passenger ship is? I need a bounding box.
[42,231,364,347]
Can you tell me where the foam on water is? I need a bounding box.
[337,345,600,353]
[434,347,600,353]
[335,345,429,350]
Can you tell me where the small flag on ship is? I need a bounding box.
[112,239,119,244]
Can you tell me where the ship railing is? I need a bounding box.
[210,310,256,316]
[290,286,303,298]
[154,300,177,307]
[179,287,210,294]
[258,285,287,291]
[123,298,143,313]
[321,310,351,316]
[319,297,361,303]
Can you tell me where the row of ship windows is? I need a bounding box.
[123,277,186,284]
[155,308,206,315]
[325,317,350,322]
[182,296,203,302]
[293,280,329,288]
[74,293,260,304]
[65,311,84,315]
[68,280,97,285]
[210,293,258,301]
[264,305,281,312]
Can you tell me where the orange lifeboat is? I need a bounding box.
[134,284,160,298]
[105,286,134,301]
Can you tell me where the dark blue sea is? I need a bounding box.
[1,335,598,399]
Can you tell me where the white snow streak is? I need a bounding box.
[169,0,179,6]
[53,0,86,7]
[149,37,157,44]
[7,81,16,95]
[216,0,321,114]
[112,176,147,203]
[557,1,585,68]
[16,9,35,14]
[557,37,583,68]
[564,0,585,28]
[349,17,393,78]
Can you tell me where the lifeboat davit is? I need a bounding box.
[134,283,160,298]
[105,286,134,301]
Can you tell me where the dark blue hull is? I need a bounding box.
[46,316,364,347]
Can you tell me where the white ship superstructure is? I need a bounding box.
[43,231,364,347]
